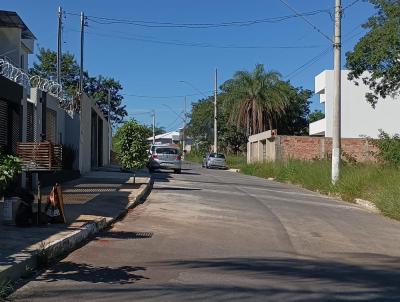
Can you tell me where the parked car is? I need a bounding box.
[202,152,226,169]
[148,146,182,173]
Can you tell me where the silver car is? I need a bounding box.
[202,152,226,169]
[148,146,182,173]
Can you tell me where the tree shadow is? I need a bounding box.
[37,261,148,284]
[155,187,202,191]
[95,231,153,240]
[156,255,400,301]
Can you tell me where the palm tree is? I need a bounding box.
[221,64,288,135]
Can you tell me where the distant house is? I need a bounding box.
[309,70,400,138]
[147,130,192,152]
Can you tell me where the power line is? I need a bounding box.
[284,26,365,80]
[65,9,331,29]
[121,91,212,99]
[278,0,333,43]
[76,27,324,50]
[165,115,184,131]
[342,0,361,11]
[284,47,332,80]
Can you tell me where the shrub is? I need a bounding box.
[372,130,400,165]
[0,149,21,196]
[114,120,149,173]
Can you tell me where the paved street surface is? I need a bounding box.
[10,162,400,301]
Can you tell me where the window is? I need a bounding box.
[209,153,225,159]
[155,148,178,154]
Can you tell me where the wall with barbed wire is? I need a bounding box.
[0,57,79,117]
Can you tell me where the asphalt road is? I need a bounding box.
[10,162,400,301]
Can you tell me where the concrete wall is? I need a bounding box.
[79,93,110,174]
[29,89,71,144]
[312,70,400,138]
[247,131,377,163]
[79,94,92,174]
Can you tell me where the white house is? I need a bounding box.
[309,70,400,138]
[147,130,192,152]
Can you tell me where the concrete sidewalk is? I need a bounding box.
[0,167,151,284]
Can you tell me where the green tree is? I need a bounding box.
[144,125,166,138]
[219,125,247,154]
[114,120,149,183]
[346,0,400,106]
[221,64,289,135]
[276,84,312,136]
[308,110,325,123]
[30,48,81,97]
[85,75,127,125]
[187,98,214,148]
[30,48,127,125]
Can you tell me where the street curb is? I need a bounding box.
[354,198,380,213]
[0,177,152,285]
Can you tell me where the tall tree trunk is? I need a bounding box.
[268,117,273,131]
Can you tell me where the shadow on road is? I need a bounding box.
[155,187,202,192]
[37,261,148,284]
[153,255,400,301]
[94,231,154,240]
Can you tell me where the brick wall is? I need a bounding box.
[277,136,377,162]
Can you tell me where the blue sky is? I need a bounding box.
[2,0,374,131]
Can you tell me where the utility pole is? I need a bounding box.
[152,110,156,144]
[79,11,85,92]
[182,96,186,157]
[108,89,112,164]
[332,0,342,184]
[214,68,218,153]
[57,6,62,85]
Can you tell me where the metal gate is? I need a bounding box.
[26,101,35,142]
[0,99,8,148]
[46,108,57,143]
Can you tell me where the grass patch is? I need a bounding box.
[225,155,247,169]
[232,157,400,221]
[185,152,203,164]
[0,280,14,299]
[185,152,247,168]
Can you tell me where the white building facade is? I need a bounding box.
[310,70,400,138]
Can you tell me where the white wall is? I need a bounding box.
[316,70,400,138]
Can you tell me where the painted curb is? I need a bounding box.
[354,198,380,213]
[0,177,152,285]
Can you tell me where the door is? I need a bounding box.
[91,110,98,168]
